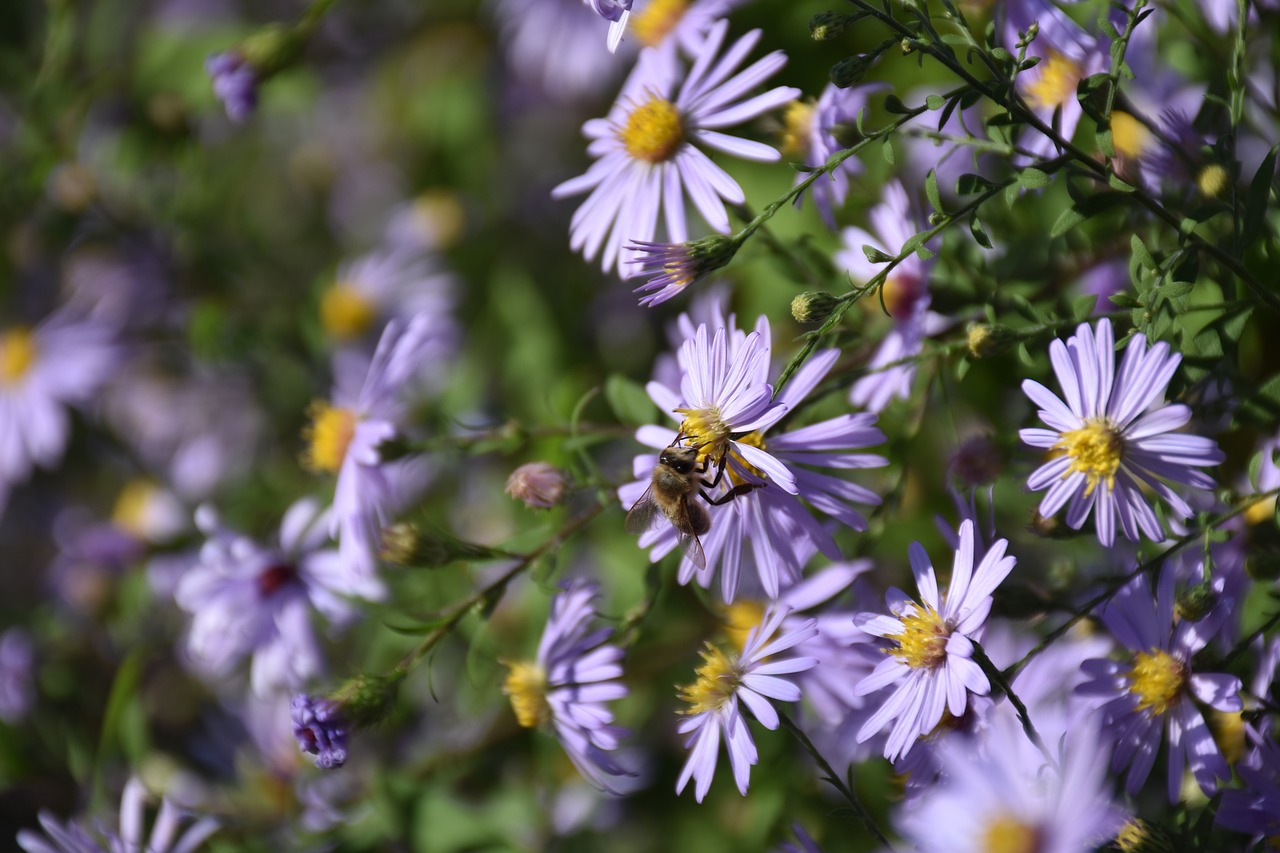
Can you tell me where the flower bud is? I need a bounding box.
[1114,819,1177,853]
[966,323,1019,359]
[1174,581,1217,623]
[790,291,840,325]
[291,694,349,769]
[380,522,504,568]
[809,12,848,41]
[505,461,567,509]
[829,55,873,88]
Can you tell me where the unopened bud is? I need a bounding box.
[809,11,848,41]
[330,672,405,728]
[506,462,568,509]
[966,322,1019,359]
[1175,582,1217,623]
[240,24,302,76]
[1114,819,1177,853]
[829,55,873,88]
[380,522,503,568]
[900,37,914,54]
[791,291,840,324]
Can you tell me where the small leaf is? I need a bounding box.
[1071,294,1098,320]
[604,374,657,428]
[883,94,911,114]
[1106,171,1135,193]
[915,245,934,261]
[1243,145,1278,249]
[862,245,893,264]
[882,137,896,165]
[1109,291,1142,308]
[925,169,943,213]
[1159,280,1195,299]
[957,172,997,195]
[925,94,946,110]
[969,212,993,248]
[1017,167,1051,189]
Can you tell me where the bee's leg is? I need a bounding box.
[701,483,757,506]
[699,453,730,489]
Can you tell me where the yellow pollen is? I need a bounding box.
[412,191,466,249]
[1025,51,1082,110]
[631,0,688,47]
[1114,820,1151,853]
[320,283,377,341]
[112,480,159,538]
[503,661,551,728]
[675,406,730,466]
[621,96,684,163]
[1127,648,1186,716]
[301,401,357,474]
[1210,710,1247,765]
[981,815,1041,853]
[0,327,37,385]
[728,431,768,487]
[1111,110,1153,160]
[779,100,815,159]
[721,600,767,653]
[1053,418,1123,495]
[1197,163,1229,199]
[889,604,950,670]
[1244,494,1278,526]
[678,643,742,715]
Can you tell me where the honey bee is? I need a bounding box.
[625,437,758,568]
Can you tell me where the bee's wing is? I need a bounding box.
[675,527,707,569]
[624,487,662,535]
[671,498,708,569]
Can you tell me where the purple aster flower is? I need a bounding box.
[895,714,1126,853]
[1217,737,1280,842]
[552,20,800,277]
[676,604,817,802]
[292,694,350,769]
[1002,0,1111,161]
[302,314,443,585]
[505,461,568,509]
[784,81,887,229]
[852,519,1017,762]
[618,0,742,61]
[835,180,949,412]
[320,248,456,348]
[175,498,374,695]
[502,580,631,792]
[496,0,632,101]
[0,309,119,518]
[17,776,218,853]
[0,628,34,724]
[205,51,257,123]
[1075,566,1243,801]
[628,234,739,306]
[620,314,887,600]
[1020,318,1225,546]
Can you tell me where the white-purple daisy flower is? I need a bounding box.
[852,519,1016,762]
[302,314,442,585]
[1217,736,1280,842]
[552,20,799,277]
[17,776,218,853]
[785,81,887,229]
[835,180,948,412]
[1075,566,1243,801]
[1020,318,1225,546]
[502,580,631,792]
[894,714,1127,853]
[676,604,817,802]
[175,498,373,696]
[0,309,119,518]
[319,248,456,349]
[620,314,887,600]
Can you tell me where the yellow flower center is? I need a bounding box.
[631,0,688,47]
[890,604,951,670]
[1053,418,1123,496]
[678,643,742,714]
[320,283,377,341]
[1025,51,1083,110]
[1127,649,1186,716]
[676,406,731,467]
[301,401,357,474]
[621,96,685,163]
[727,431,768,487]
[411,191,466,249]
[0,327,37,385]
[1110,111,1153,160]
[779,100,815,159]
[981,815,1041,853]
[1210,709,1247,765]
[1245,494,1278,526]
[721,600,767,653]
[503,661,551,728]
[112,480,159,538]
[1197,163,1229,199]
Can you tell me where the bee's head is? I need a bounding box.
[659,446,698,473]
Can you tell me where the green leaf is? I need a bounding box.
[957,172,997,195]
[1107,171,1134,192]
[1129,233,1156,273]
[1159,280,1195,300]
[882,137,896,165]
[604,374,657,428]
[862,244,893,264]
[969,212,993,248]
[1017,167,1051,189]
[925,94,946,110]
[915,245,935,261]
[1071,294,1098,320]
[1096,126,1115,159]
[925,169,942,213]
[1109,291,1142,308]
[1009,293,1041,323]
[1050,193,1122,237]
[1242,145,1278,250]
[883,94,912,114]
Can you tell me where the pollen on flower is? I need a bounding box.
[676,406,731,465]
[320,283,377,341]
[779,100,815,159]
[678,642,742,714]
[0,327,37,385]
[621,96,685,163]
[1127,648,1186,716]
[302,401,357,474]
[1197,163,1229,199]
[1054,418,1123,495]
[980,815,1041,853]
[631,0,688,47]
[1024,51,1082,110]
[721,600,767,652]
[503,661,551,728]
[889,605,950,669]
[1110,110,1153,160]
[728,431,768,487]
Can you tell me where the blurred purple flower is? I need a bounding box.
[1217,737,1280,842]
[292,694,349,769]
[206,51,257,123]
[1020,318,1224,546]
[786,81,887,229]
[676,605,817,801]
[0,628,34,724]
[1076,566,1242,801]
[496,0,631,101]
[553,21,799,278]
[320,249,456,350]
